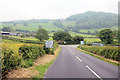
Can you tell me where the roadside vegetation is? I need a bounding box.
[77,28,120,66]
[1,11,119,79]
[53,31,84,44]
[2,39,58,78]
[2,27,59,79]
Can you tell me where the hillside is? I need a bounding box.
[65,11,117,29]
[1,11,118,37]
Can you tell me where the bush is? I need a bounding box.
[19,45,44,60]
[2,41,58,76]
[2,48,22,73]
[24,59,34,68]
[80,46,119,61]
[43,45,54,54]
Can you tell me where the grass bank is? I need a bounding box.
[33,47,61,79]
[76,48,119,67]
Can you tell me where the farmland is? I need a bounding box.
[1,22,118,38]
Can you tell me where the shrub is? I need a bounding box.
[19,45,44,60]
[2,48,22,73]
[43,45,54,54]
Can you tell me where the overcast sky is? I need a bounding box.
[0,0,119,21]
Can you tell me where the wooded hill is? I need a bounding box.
[1,11,118,35]
[65,11,117,29]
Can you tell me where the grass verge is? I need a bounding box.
[76,48,119,67]
[33,47,61,79]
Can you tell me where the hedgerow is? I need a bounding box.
[2,48,22,75]
[80,46,120,61]
[2,41,58,77]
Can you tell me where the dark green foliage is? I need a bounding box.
[80,46,120,61]
[2,42,58,76]
[2,48,22,73]
[36,28,49,41]
[19,45,44,60]
[99,29,114,44]
[24,60,34,68]
[53,31,72,41]
[43,46,54,55]
[2,27,15,32]
[66,11,117,29]
[73,35,84,42]
[53,31,84,44]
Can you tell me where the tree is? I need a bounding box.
[53,31,71,41]
[21,34,25,38]
[2,27,14,32]
[73,35,84,42]
[36,28,49,41]
[99,29,114,44]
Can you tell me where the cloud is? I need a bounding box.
[0,0,119,21]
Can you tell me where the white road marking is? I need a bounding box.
[86,65,103,80]
[76,56,82,62]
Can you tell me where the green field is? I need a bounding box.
[84,38,101,43]
[10,36,38,41]
[1,22,118,38]
[69,31,96,37]
[79,26,118,33]
[2,22,63,32]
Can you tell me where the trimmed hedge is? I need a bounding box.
[2,41,58,77]
[19,45,44,60]
[80,46,120,61]
[2,48,22,73]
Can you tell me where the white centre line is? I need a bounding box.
[76,56,82,62]
[86,65,103,80]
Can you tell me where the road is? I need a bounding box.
[44,45,118,79]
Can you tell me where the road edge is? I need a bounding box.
[33,46,61,79]
[76,47,119,67]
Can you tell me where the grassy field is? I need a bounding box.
[10,36,39,41]
[2,22,118,39]
[84,38,101,43]
[69,31,96,37]
[79,26,118,33]
[2,39,44,53]
[2,22,63,32]
[110,26,118,31]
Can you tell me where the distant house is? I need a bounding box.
[1,31,10,36]
[10,33,17,36]
[16,33,22,36]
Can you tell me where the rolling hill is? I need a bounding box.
[1,11,118,37]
